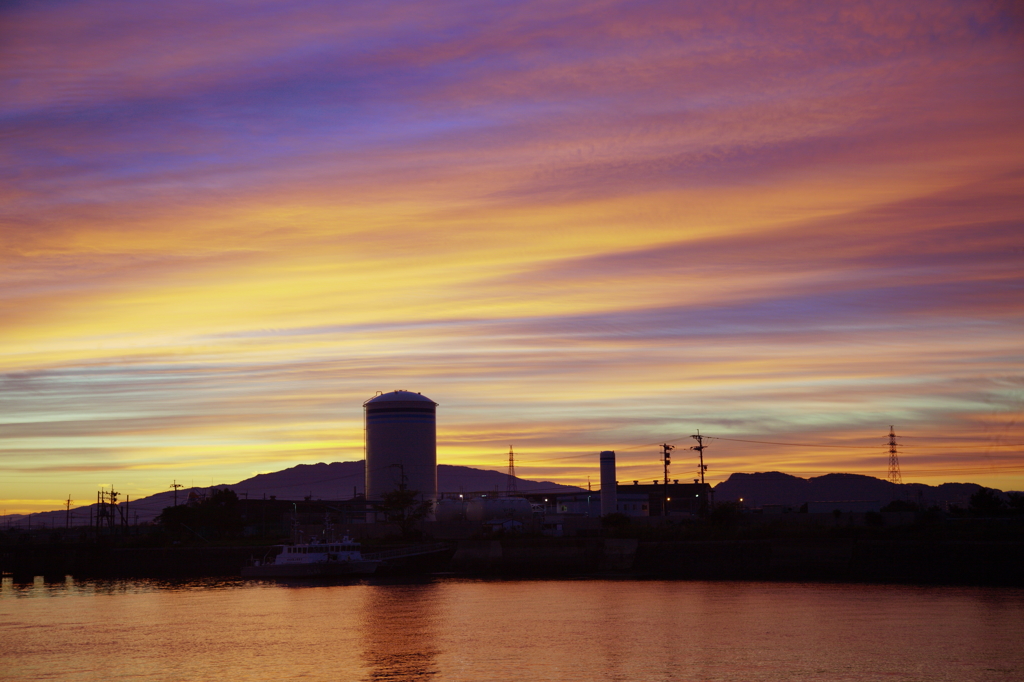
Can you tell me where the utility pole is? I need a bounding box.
[690,431,707,485]
[506,445,518,496]
[66,495,73,530]
[691,431,709,516]
[887,425,902,498]
[108,488,118,531]
[170,480,184,507]
[660,443,674,515]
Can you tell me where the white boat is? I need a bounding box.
[242,536,381,578]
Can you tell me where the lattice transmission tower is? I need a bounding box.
[506,445,517,496]
[887,425,903,488]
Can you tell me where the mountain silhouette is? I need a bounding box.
[7,465,1013,526]
[225,461,582,500]
[5,462,582,525]
[713,471,989,508]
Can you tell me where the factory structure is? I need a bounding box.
[361,390,712,535]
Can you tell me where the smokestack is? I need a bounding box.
[599,451,617,516]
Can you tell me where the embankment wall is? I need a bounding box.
[3,538,1021,585]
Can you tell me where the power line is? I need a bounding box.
[706,436,885,448]
[899,435,1021,440]
[617,434,696,451]
[900,443,1024,449]
[517,453,600,464]
[898,464,1024,475]
[701,437,1022,450]
[616,436,1020,454]
[697,462,1024,478]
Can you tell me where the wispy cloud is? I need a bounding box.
[1,0,1022,511]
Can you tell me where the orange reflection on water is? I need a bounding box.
[359,582,444,680]
[2,577,1024,681]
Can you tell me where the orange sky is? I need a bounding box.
[2,0,1023,514]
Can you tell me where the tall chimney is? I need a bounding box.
[599,451,617,516]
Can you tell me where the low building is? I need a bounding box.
[616,481,712,516]
[557,482,712,518]
[555,493,601,517]
[613,493,650,517]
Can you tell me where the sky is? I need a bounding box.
[2,0,1023,515]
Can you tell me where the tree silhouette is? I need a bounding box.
[968,487,1007,516]
[710,501,743,526]
[881,500,918,512]
[377,488,432,539]
[156,488,243,540]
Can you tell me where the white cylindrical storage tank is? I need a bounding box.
[600,450,617,516]
[364,391,437,505]
[434,498,467,523]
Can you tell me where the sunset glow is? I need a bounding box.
[2,0,1022,513]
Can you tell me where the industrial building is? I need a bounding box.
[555,483,710,519]
[551,450,711,520]
[617,480,711,516]
[361,391,712,532]
[554,492,647,517]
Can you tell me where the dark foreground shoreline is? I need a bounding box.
[4,537,1022,586]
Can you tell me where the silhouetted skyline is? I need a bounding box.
[2,1,1022,514]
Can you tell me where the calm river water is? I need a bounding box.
[2,577,1022,681]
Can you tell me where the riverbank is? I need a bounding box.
[3,536,1021,585]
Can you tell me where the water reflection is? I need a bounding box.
[1,578,1022,681]
[0,575,252,598]
[359,582,442,680]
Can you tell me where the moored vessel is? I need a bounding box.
[242,536,381,578]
